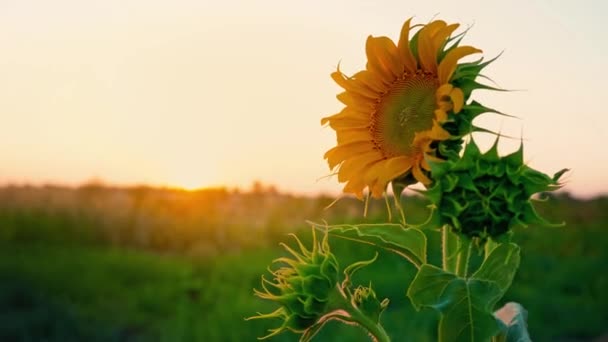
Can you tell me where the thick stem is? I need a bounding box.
[349,308,391,342]
[484,238,498,261]
[392,192,406,226]
[455,237,472,278]
[441,225,458,273]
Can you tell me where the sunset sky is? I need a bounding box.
[1,0,606,197]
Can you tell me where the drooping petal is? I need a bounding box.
[412,163,432,184]
[343,178,366,199]
[450,87,465,113]
[397,18,418,72]
[382,156,412,181]
[363,159,388,184]
[324,141,376,169]
[337,151,383,182]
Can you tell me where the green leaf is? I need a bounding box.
[494,302,531,342]
[310,222,426,266]
[408,265,504,342]
[473,243,520,298]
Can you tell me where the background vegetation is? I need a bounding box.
[1,183,606,341]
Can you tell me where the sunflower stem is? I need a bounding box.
[484,238,499,261]
[455,237,472,278]
[441,225,458,273]
[392,192,406,226]
[384,195,393,222]
[349,308,391,342]
[331,288,391,342]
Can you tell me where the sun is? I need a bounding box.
[166,169,210,191]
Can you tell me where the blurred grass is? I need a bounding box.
[0,184,606,341]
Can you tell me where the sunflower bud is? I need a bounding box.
[248,229,340,339]
[425,139,567,239]
[353,284,389,324]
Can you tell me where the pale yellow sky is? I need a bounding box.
[1,0,606,197]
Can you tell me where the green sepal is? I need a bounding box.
[454,78,506,99]
[452,52,503,81]
[342,252,378,289]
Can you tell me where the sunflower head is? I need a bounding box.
[424,139,568,240]
[322,18,500,199]
[248,229,340,339]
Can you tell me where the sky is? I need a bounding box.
[0,0,607,197]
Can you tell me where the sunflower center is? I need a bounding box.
[371,73,438,158]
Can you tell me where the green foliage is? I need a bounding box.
[0,186,606,341]
[407,244,520,342]
[310,222,427,266]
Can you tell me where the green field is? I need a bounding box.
[1,186,606,341]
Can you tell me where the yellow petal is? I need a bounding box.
[397,18,418,72]
[352,70,386,93]
[436,83,453,100]
[328,117,369,130]
[366,36,402,81]
[450,87,465,113]
[425,20,447,37]
[337,128,371,145]
[428,121,451,140]
[421,156,431,171]
[324,142,375,169]
[434,109,448,122]
[336,92,375,112]
[363,158,388,184]
[338,152,382,182]
[418,20,446,73]
[370,181,385,198]
[431,23,459,53]
[412,163,431,184]
[382,156,412,181]
[438,46,482,84]
[321,108,368,125]
[331,68,379,99]
[438,101,452,112]
[343,178,366,199]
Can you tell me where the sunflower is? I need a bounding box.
[322,18,492,199]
